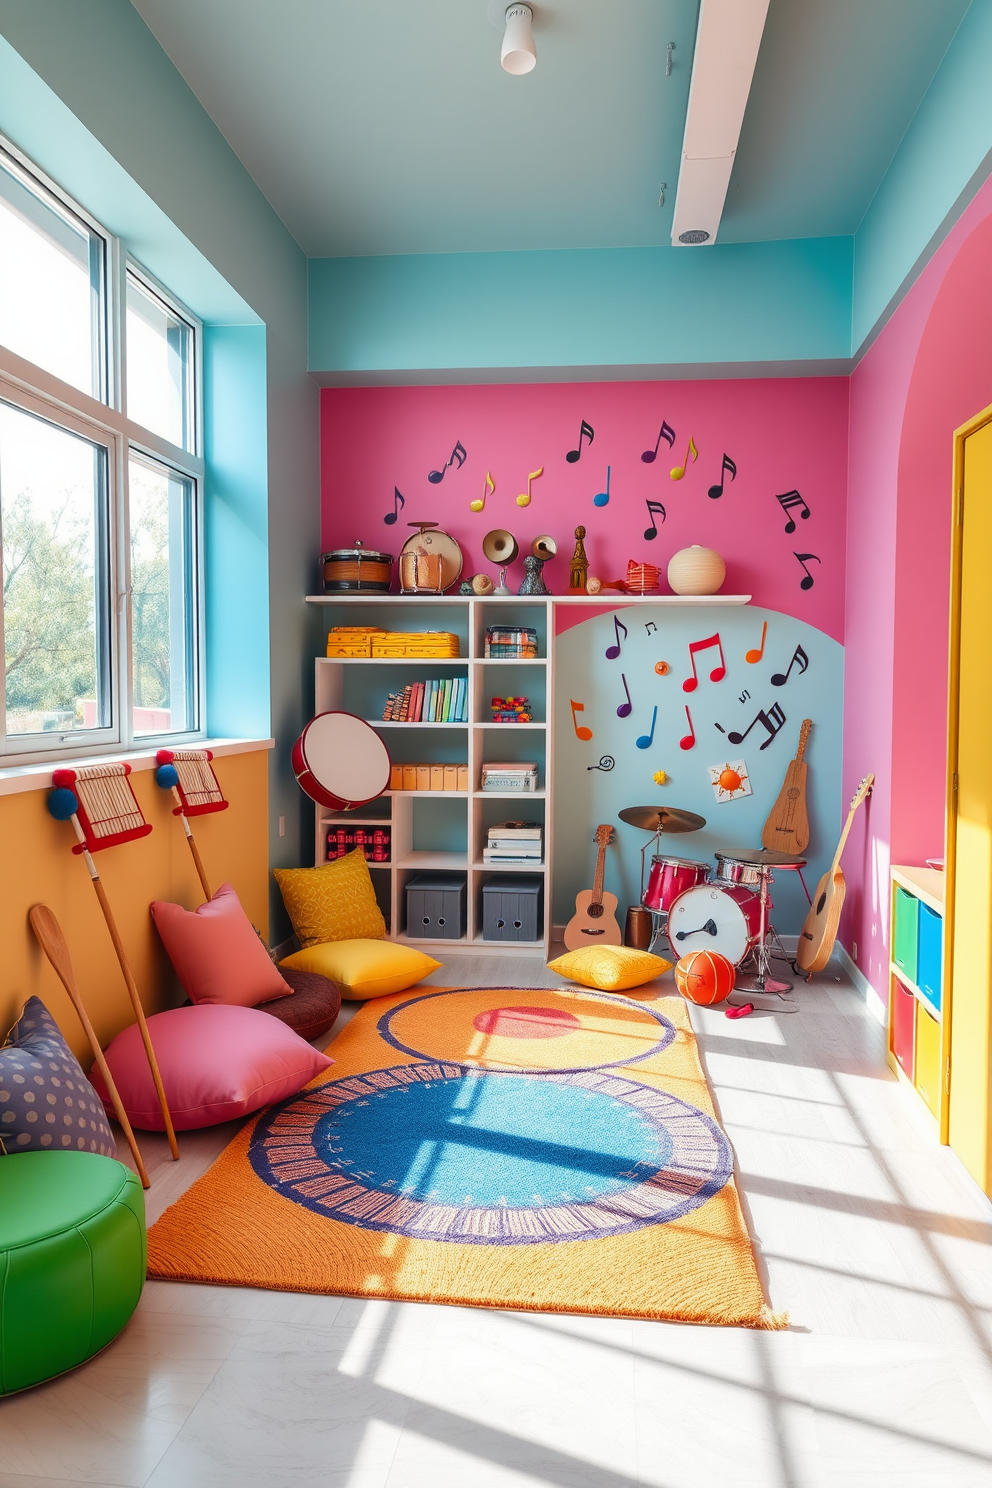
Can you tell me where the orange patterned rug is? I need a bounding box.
[148,986,783,1326]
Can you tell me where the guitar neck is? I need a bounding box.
[591,842,607,906]
[794,718,812,765]
[831,796,866,873]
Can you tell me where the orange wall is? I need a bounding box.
[0,748,270,1066]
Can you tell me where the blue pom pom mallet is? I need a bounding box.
[47,786,79,821]
[155,764,179,790]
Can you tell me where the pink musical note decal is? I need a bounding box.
[643,499,666,540]
[670,436,698,480]
[566,419,595,463]
[636,706,657,750]
[428,439,467,484]
[794,551,821,590]
[617,673,632,718]
[707,453,737,499]
[515,466,544,508]
[641,420,676,464]
[745,620,767,664]
[605,615,627,660]
[682,633,726,693]
[570,699,593,741]
[383,486,405,525]
[679,705,696,751]
[471,470,495,513]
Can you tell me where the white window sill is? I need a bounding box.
[0,737,274,798]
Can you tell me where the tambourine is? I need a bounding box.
[292,712,391,811]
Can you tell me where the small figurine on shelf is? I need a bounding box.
[517,552,550,596]
[568,525,589,593]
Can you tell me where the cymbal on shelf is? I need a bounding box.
[617,806,707,834]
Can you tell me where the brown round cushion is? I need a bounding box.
[255,969,341,1042]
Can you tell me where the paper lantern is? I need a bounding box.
[667,545,726,596]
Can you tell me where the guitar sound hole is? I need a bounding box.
[816,892,826,913]
[587,903,604,919]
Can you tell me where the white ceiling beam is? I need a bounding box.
[671,0,771,246]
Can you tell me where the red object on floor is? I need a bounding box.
[725,1003,754,1019]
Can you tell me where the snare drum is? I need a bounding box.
[667,883,763,966]
[713,851,767,890]
[292,711,392,811]
[642,855,711,913]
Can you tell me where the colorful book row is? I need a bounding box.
[383,678,468,723]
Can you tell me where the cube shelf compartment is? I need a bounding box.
[886,865,946,1128]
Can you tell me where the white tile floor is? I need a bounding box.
[2,956,991,1488]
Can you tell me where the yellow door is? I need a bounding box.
[948,412,992,1195]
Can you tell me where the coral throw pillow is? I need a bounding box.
[547,945,674,992]
[274,850,386,949]
[150,883,292,1007]
[280,939,440,1000]
[1,997,116,1156]
[89,1004,332,1131]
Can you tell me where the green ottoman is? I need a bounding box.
[0,1151,146,1395]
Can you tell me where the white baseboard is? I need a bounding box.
[834,942,887,1024]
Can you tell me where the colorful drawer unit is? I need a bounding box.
[888,866,946,1132]
[891,977,916,1079]
[916,903,943,1011]
[914,1001,942,1118]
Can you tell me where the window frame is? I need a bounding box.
[0,133,206,766]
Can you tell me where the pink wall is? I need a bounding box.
[321,379,849,641]
[842,175,992,997]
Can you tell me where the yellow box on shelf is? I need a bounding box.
[326,626,385,657]
[371,632,460,658]
[390,763,469,791]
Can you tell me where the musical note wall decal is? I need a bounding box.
[645,621,657,635]
[470,470,495,514]
[383,486,405,526]
[428,439,467,484]
[593,466,611,508]
[570,699,593,741]
[587,755,615,772]
[682,633,726,693]
[643,499,666,540]
[727,702,787,750]
[635,706,657,750]
[617,673,632,719]
[516,466,544,508]
[776,489,811,532]
[641,420,676,464]
[679,705,696,750]
[707,453,737,499]
[771,644,810,687]
[745,619,767,664]
[566,419,595,463]
[738,689,751,704]
[670,436,698,480]
[794,552,821,590]
[605,615,627,660]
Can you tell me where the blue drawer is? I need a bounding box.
[917,903,943,1010]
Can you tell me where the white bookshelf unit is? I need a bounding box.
[306,592,751,957]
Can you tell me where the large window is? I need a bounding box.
[0,137,202,761]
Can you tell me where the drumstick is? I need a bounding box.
[29,904,150,1188]
[155,762,212,901]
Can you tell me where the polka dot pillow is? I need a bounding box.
[0,996,116,1156]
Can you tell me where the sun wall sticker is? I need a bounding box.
[708,758,752,804]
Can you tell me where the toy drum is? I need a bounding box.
[642,855,711,913]
[713,851,767,890]
[666,883,763,967]
[322,543,393,593]
[293,711,391,810]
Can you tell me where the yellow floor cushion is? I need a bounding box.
[548,944,673,992]
[274,850,385,948]
[281,939,440,1000]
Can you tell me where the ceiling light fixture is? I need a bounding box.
[488,2,537,75]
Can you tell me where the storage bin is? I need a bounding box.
[892,886,919,984]
[405,873,466,940]
[892,978,915,1078]
[917,903,943,1010]
[914,1001,942,1117]
[482,877,543,942]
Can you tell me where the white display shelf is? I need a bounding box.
[472,861,546,873]
[306,594,751,606]
[371,720,468,728]
[473,789,545,800]
[395,850,467,870]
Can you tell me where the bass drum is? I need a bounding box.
[292,711,391,811]
[666,883,763,967]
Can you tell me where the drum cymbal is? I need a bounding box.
[618,806,707,834]
[716,846,807,867]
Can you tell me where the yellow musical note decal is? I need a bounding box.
[670,436,698,481]
[516,466,544,508]
[471,470,495,513]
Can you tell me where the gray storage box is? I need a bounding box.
[405,873,466,940]
[482,876,543,942]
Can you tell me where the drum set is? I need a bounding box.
[619,806,807,997]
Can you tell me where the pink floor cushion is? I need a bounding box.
[150,883,293,1008]
[256,969,342,1043]
[89,1005,332,1131]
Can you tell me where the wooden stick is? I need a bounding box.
[68,814,180,1160]
[28,904,150,1189]
[172,786,212,901]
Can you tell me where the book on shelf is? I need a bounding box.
[488,820,542,839]
[381,678,467,724]
[487,840,542,854]
[483,850,544,864]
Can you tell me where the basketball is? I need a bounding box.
[675,950,735,1006]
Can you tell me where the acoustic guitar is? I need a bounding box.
[563,824,622,951]
[762,718,812,852]
[795,774,874,976]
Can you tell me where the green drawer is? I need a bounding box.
[893,886,919,983]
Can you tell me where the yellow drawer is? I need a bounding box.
[914,1000,942,1116]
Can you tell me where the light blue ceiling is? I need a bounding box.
[131,0,971,259]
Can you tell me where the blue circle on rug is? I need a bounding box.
[249,1063,733,1245]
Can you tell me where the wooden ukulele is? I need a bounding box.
[762,718,812,852]
[795,774,874,976]
[563,824,622,951]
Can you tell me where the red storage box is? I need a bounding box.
[892,977,915,1078]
